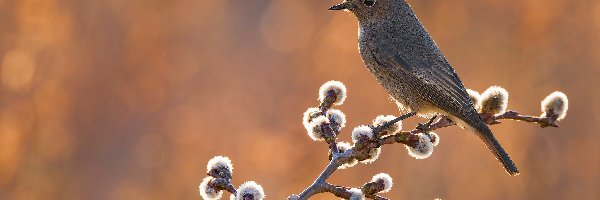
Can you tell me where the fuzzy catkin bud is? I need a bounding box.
[302,107,321,129]
[307,116,329,141]
[351,126,379,164]
[480,86,509,115]
[199,176,223,200]
[406,133,434,159]
[336,142,358,169]
[235,181,265,200]
[351,125,374,143]
[372,115,402,135]
[207,156,233,179]
[371,173,393,193]
[359,147,381,164]
[326,109,347,130]
[319,80,347,106]
[347,188,365,200]
[541,91,569,120]
[466,89,482,111]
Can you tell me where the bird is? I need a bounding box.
[328,0,519,176]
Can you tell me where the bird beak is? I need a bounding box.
[328,2,349,10]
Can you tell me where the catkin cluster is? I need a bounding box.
[299,81,442,199]
[303,81,439,167]
[200,82,569,200]
[199,156,265,200]
[468,86,569,122]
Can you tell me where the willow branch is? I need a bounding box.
[294,108,561,199]
[319,90,341,153]
[383,109,560,142]
[487,110,559,128]
[297,150,351,199]
[364,194,389,200]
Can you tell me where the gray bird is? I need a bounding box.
[329,0,519,176]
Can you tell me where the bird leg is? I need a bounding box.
[372,112,416,135]
[416,115,438,133]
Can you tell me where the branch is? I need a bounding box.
[487,110,559,128]
[297,150,352,199]
[289,83,568,200]
[364,194,389,200]
[295,109,562,199]
[321,183,388,200]
[320,90,341,153]
[296,162,389,200]
[202,82,568,200]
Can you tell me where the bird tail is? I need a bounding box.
[473,121,519,176]
[460,113,520,176]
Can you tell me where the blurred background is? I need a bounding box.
[0,0,598,199]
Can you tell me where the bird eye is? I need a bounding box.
[363,0,376,7]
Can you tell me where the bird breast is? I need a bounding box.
[358,25,423,113]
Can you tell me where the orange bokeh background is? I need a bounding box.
[1,0,598,199]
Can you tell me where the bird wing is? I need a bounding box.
[371,45,476,118]
[371,46,521,176]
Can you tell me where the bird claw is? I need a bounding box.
[489,120,502,125]
[416,115,437,133]
[416,123,428,132]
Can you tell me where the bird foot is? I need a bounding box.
[373,112,416,135]
[416,115,437,133]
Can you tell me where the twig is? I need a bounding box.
[364,193,389,200]
[297,150,352,199]
[488,110,559,128]
[319,90,340,153]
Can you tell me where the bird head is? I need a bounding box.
[329,0,408,23]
